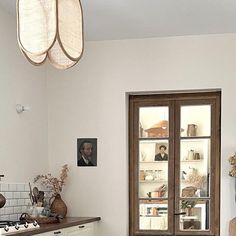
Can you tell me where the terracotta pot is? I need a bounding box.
[0,193,6,208]
[50,194,67,217]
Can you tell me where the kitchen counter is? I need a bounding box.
[7,217,101,235]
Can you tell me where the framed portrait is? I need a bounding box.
[77,138,97,167]
[154,142,169,161]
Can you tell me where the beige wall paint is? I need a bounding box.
[0,6,234,235]
[47,34,236,236]
[0,8,48,182]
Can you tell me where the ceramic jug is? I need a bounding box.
[187,124,197,136]
[187,150,194,160]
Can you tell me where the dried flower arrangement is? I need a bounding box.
[185,168,206,189]
[229,152,236,177]
[34,164,69,196]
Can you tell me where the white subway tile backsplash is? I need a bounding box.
[17,184,25,192]
[9,184,17,191]
[20,192,29,199]
[18,199,25,206]
[13,192,21,199]
[24,184,30,192]
[0,208,4,215]
[0,182,52,220]
[9,214,18,221]
[13,207,22,214]
[1,215,9,221]
[1,184,8,191]
[5,207,13,214]
[21,206,26,212]
[5,192,13,199]
[9,199,18,206]
[24,199,31,205]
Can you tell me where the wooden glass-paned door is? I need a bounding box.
[129,91,220,236]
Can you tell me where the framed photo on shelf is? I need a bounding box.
[154,143,168,161]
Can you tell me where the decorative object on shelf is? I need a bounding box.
[140,151,147,161]
[187,124,197,136]
[185,167,207,190]
[228,152,236,201]
[182,186,197,197]
[139,170,145,181]
[187,149,194,160]
[194,152,200,160]
[34,164,69,217]
[181,171,187,180]
[181,199,197,216]
[145,170,154,181]
[155,144,168,161]
[16,0,84,70]
[145,120,168,138]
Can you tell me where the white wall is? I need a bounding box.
[47,34,236,236]
[0,7,48,182]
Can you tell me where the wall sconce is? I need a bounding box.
[16,104,30,114]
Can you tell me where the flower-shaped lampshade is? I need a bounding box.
[17,0,84,70]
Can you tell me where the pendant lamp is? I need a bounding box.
[16,0,84,70]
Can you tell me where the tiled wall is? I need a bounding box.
[0,183,50,221]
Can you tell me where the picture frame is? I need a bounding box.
[77,138,97,167]
[154,142,169,161]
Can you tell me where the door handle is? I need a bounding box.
[174,212,186,215]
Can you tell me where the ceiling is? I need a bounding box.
[1,0,236,41]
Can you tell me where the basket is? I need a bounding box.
[20,213,60,224]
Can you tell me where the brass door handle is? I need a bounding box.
[174,212,186,215]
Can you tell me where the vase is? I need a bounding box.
[50,194,67,217]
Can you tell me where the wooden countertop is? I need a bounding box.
[6,217,101,236]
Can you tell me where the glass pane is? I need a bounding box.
[180,139,210,198]
[139,200,168,230]
[180,105,211,137]
[179,200,210,231]
[139,107,169,138]
[139,140,168,198]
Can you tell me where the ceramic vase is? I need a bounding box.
[50,194,67,217]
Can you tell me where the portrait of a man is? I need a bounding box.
[77,138,97,167]
[155,143,168,161]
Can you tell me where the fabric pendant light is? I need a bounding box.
[17,0,84,70]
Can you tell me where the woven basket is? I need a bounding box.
[20,213,60,224]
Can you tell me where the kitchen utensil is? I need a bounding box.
[33,187,39,203]
[29,183,34,205]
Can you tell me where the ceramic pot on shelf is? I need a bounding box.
[187,124,197,136]
[50,194,67,218]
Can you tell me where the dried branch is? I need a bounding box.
[34,164,69,195]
